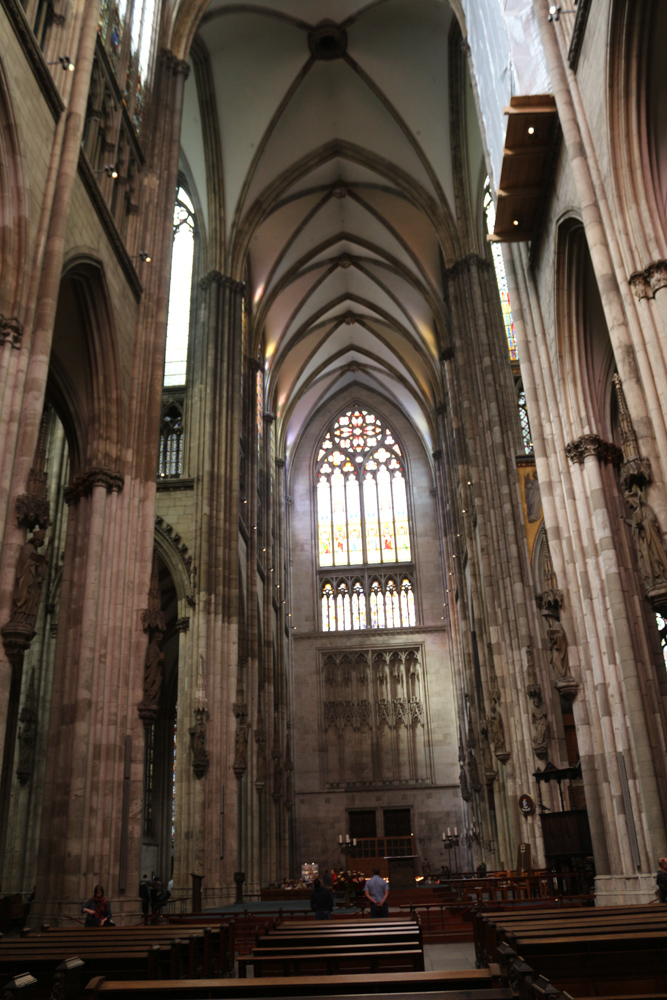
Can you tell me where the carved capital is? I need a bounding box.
[630,260,667,299]
[566,434,622,466]
[443,252,490,280]
[0,315,23,348]
[555,677,580,703]
[64,467,123,504]
[1,621,35,661]
[15,495,50,531]
[175,616,190,633]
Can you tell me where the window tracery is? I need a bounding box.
[158,402,183,478]
[316,409,416,631]
[164,187,195,387]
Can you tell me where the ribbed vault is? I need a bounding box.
[177,0,475,459]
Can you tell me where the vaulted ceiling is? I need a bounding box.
[179,0,482,459]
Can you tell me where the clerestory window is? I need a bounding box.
[316,409,416,631]
[164,187,195,387]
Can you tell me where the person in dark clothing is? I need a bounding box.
[150,877,170,923]
[657,858,667,902]
[310,878,334,920]
[139,874,151,923]
[82,884,112,926]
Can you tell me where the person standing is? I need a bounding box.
[310,878,334,920]
[139,874,151,924]
[656,858,667,902]
[364,867,389,917]
[82,885,112,926]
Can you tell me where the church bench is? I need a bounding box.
[236,946,425,977]
[0,937,189,982]
[473,903,665,967]
[254,930,422,948]
[35,926,228,976]
[496,934,667,1000]
[84,967,506,998]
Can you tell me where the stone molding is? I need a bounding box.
[199,270,245,293]
[443,253,490,281]
[629,260,667,300]
[1,0,64,120]
[77,153,143,302]
[64,467,123,504]
[565,434,622,466]
[154,515,196,606]
[0,315,23,349]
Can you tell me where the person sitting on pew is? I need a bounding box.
[310,878,334,920]
[656,857,667,902]
[82,884,113,926]
[364,867,389,918]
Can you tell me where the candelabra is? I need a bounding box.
[462,824,481,848]
[337,833,358,908]
[441,828,459,873]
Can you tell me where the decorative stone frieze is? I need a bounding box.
[629,259,667,300]
[0,315,23,348]
[565,434,622,466]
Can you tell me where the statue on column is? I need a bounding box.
[624,485,667,589]
[530,697,550,759]
[546,616,569,679]
[10,529,49,626]
[488,698,509,762]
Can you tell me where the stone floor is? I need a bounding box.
[423,941,476,971]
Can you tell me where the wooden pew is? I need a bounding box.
[497,931,667,1000]
[84,967,507,998]
[34,923,232,977]
[473,903,665,968]
[236,946,425,977]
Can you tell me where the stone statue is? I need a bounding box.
[524,469,542,523]
[459,764,471,802]
[468,751,482,792]
[546,618,569,679]
[488,699,506,754]
[189,709,209,778]
[530,699,549,758]
[624,485,667,589]
[10,530,49,625]
[143,631,164,704]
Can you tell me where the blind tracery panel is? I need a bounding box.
[322,576,415,632]
[317,411,412,568]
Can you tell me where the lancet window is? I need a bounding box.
[483,177,517,360]
[317,409,416,631]
[158,402,183,478]
[164,187,195,387]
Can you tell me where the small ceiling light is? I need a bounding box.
[136,251,152,262]
[49,56,75,71]
[462,508,466,513]
[276,584,280,588]
[527,126,535,135]
[512,219,520,227]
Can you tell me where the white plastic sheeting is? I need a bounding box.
[462,0,551,191]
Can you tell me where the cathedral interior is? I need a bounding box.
[1,0,667,921]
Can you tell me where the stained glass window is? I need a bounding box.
[484,178,517,361]
[164,188,195,386]
[323,575,414,632]
[317,410,412,568]
[518,389,533,454]
[657,613,667,671]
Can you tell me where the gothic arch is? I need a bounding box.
[608,0,667,265]
[556,217,616,439]
[50,256,122,477]
[0,55,29,325]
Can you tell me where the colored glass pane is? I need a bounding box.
[392,474,411,560]
[317,480,333,566]
[363,476,381,563]
[370,588,379,628]
[346,476,363,565]
[484,179,517,361]
[331,468,348,565]
[377,466,396,561]
[352,584,366,630]
[400,579,415,627]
